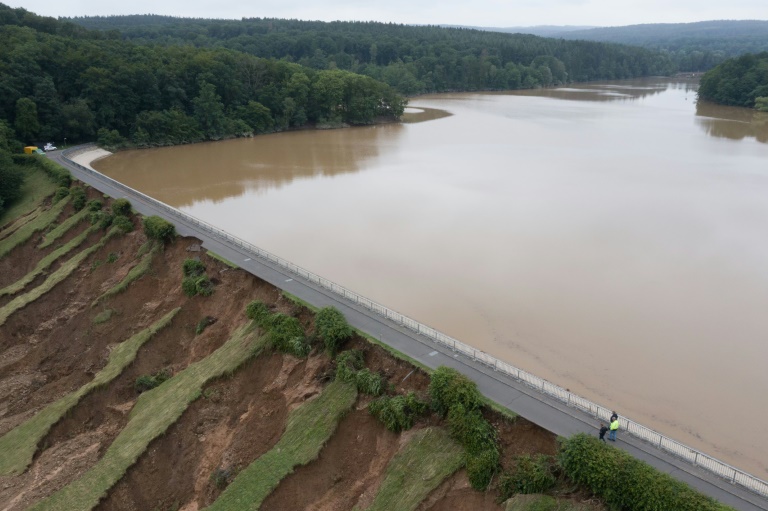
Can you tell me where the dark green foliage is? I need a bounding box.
[245,300,271,326]
[195,316,216,335]
[12,154,71,187]
[314,306,353,355]
[106,252,118,263]
[134,368,172,393]
[368,392,428,432]
[111,198,132,216]
[182,258,206,277]
[447,404,497,455]
[89,211,114,230]
[52,186,69,204]
[0,150,23,216]
[466,448,501,491]
[181,276,198,297]
[111,214,133,233]
[335,349,364,383]
[210,467,231,489]
[87,199,103,211]
[265,313,309,357]
[70,186,86,211]
[354,368,385,396]
[698,52,768,108]
[142,215,176,243]
[428,366,483,417]
[499,455,557,498]
[558,434,736,511]
[182,275,214,297]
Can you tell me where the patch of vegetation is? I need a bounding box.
[0,227,120,326]
[111,198,132,216]
[143,215,176,243]
[360,427,464,511]
[210,467,232,490]
[89,210,114,230]
[111,214,133,233]
[0,196,69,259]
[503,494,593,511]
[196,316,217,335]
[182,258,215,297]
[38,207,91,248]
[106,252,119,263]
[368,392,428,432]
[206,379,357,511]
[182,258,206,277]
[499,455,557,499]
[1,224,100,297]
[315,306,353,355]
[265,313,310,357]
[70,186,87,211]
[134,368,172,393]
[245,300,271,324]
[30,321,263,511]
[335,349,385,396]
[558,434,736,511]
[353,328,432,373]
[0,165,57,230]
[52,186,69,204]
[698,51,768,108]
[207,250,238,268]
[429,366,483,417]
[0,308,180,476]
[86,199,103,212]
[92,242,160,307]
[92,308,116,324]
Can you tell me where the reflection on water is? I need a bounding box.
[94,124,404,207]
[96,79,768,477]
[696,101,768,143]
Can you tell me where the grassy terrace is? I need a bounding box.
[0,226,119,326]
[206,379,358,510]
[30,321,263,511]
[360,427,464,511]
[0,166,58,231]
[0,224,100,297]
[38,207,91,248]
[0,196,69,259]
[92,242,160,307]
[0,308,180,476]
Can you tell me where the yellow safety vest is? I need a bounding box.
[610,419,619,431]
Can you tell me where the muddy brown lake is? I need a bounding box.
[94,78,768,477]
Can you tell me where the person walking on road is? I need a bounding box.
[599,423,609,442]
[609,416,619,441]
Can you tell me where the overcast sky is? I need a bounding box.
[7,0,768,27]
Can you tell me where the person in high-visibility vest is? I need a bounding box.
[608,417,619,441]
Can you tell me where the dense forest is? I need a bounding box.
[559,20,768,72]
[69,15,677,95]
[697,52,768,110]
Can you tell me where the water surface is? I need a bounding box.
[95,78,768,476]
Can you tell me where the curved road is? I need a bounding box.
[50,149,768,511]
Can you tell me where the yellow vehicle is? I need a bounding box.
[23,146,45,155]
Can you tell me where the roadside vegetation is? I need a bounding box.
[0,165,57,230]
[0,308,180,476]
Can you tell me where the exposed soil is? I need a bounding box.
[0,190,563,511]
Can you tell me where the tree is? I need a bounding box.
[14,98,40,142]
[193,81,226,140]
[60,99,96,141]
[32,76,61,140]
[0,150,23,217]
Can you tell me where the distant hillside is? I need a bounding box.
[440,25,598,37]
[559,20,768,71]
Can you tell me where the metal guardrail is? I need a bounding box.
[61,146,768,500]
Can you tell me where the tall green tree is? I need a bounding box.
[14,98,40,143]
[193,81,226,140]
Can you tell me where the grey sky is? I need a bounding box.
[7,0,768,27]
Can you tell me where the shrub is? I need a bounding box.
[111,198,132,216]
[558,434,734,511]
[89,211,114,230]
[112,214,133,233]
[245,300,271,326]
[194,275,215,296]
[87,199,103,212]
[71,186,86,211]
[466,448,501,491]
[52,186,69,203]
[429,366,483,417]
[106,252,119,264]
[183,258,206,277]
[315,306,353,355]
[182,276,198,297]
[369,392,428,432]
[335,350,364,383]
[196,316,216,335]
[265,313,307,355]
[447,404,497,454]
[354,368,385,396]
[134,368,172,393]
[499,455,557,498]
[142,215,176,243]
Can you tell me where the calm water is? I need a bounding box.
[95,78,768,476]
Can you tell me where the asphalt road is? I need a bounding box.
[51,149,768,511]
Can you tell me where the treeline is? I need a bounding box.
[560,20,768,72]
[0,3,406,152]
[69,15,677,95]
[697,52,768,110]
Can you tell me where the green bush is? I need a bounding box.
[315,306,353,355]
[52,186,69,204]
[71,186,86,211]
[245,300,271,326]
[354,368,385,396]
[196,316,216,335]
[429,366,483,417]
[142,215,176,243]
[266,313,307,355]
[134,368,172,393]
[369,392,428,432]
[558,434,735,511]
[194,275,214,296]
[87,199,103,212]
[183,258,206,277]
[106,252,119,264]
[335,350,364,383]
[447,404,497,454]
[466,448,501,491]
[182,276,198,297]
[89,211,114,230]
[111,198,132,216]
[112,214,133,233]
[499,455,557,498]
